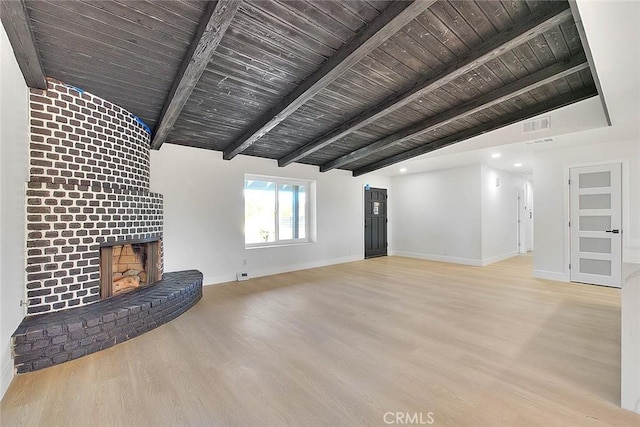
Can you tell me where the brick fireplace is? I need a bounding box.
[11,78,203,373]
[25,78,163,314]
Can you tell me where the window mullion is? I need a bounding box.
[292,185,299,239]
[305,184,310,240]
[274,182,279,243]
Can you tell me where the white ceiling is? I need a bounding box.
[373,0,640,179]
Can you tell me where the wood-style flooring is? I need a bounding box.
[2,255,639,426]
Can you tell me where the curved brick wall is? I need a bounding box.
[29,79,150,190]
[25,79,163,314]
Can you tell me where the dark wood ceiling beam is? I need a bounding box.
[222,0,436,161]
[151,0,241,150]
[0,0,47,89]
[352,87,597,177]
[278,1,573,167]
[321,53,589,172]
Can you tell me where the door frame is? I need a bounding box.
[564,159,629,284]
[526,181,534,252]
[363,186,388,259]
[517,188,526,254]
[517,182,533,254]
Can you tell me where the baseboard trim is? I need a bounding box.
[202,273,238,286]
[481,251,518,266]
[533,269,569,282]
[393,251,482,266]
[1,355,15,401]
[254,255,363,279]
[202,255,364,286]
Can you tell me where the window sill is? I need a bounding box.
[245,241,313,250]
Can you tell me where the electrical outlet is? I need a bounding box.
[236,272,249,281]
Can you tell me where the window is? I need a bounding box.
[244,175,311,247]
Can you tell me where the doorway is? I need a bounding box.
[517,189,526,254]
[569,163,622,287]
[517,182,534,254]
[364,187,387,259]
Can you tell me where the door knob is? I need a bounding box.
[605,229,620,234]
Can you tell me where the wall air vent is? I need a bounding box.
[523,116,551,133]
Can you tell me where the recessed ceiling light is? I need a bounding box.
[491,153,501,159]
[399,167,407,173]
[514,162,523,167]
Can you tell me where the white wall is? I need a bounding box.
[532,0,640,281]
[0,26,29,399]
[575,0,640,413]
[622,263,640,413]
[391,164,526,266]
[532,138,640,281]
[150,144,391,284]
[390,165,482,265]
[480,165,528,264]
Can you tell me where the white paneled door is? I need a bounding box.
[569,163,622,287]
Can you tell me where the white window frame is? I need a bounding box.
[244,174,312,248]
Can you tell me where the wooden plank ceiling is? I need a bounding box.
[5,0,598,176]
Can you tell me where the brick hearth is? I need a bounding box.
[12,270,203,373]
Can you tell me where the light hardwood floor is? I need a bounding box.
[1,255,639,426]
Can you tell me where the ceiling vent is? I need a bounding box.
[523,116,551,133]
[524,137,554,145]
